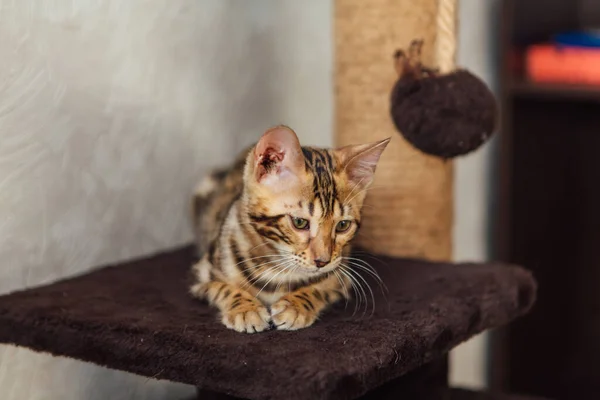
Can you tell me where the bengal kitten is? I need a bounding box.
[190,126,389,333]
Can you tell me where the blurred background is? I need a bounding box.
[490,0,600,399]
[1,0,598,399]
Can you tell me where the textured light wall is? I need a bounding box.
[0,1,332,398]
[450,0,500,390]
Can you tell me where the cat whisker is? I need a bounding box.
[339,265,364,317]
[341,265,376,317]
[344,263,387,294]
[238,256,295,286]
[246,241,271,252]
[276,262,301,293]
[347,270,367,317]
[346,250,393,276]
[340,265,372,316]
[233,253,288,268]
[348,250,386,265]
[344,259,386,302]
[345,259,383,283]
[342,257,387,290]
[343,177,365,204]
[344,184,387,206]
[250,258,291,270]
[237,264,291,289]
[240,260,293,290]
[278,261,301,293]
[344,186,373,206]
[345,265,389,306]
[255,259,296,298]
[238,261,288,282]
[338,267,363,317]
[240,250,300,290]
[333,269,350,309]
[245,262,291,292]
[342,256,383,278]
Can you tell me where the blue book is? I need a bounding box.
[554,31,600,48]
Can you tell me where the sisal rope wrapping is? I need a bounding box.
[435,0,458,73]
[334,0,457,261]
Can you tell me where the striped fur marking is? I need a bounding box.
[190,128,389,333]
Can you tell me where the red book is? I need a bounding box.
[526,44,600,86]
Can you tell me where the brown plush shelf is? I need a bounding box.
[0,246,536,400]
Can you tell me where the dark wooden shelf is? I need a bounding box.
[510,79,600,102]
[493,1,600,398]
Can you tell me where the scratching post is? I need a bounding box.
[435,0,457,75]
[335,0,456,261]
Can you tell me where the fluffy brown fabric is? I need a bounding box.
[390,69,497,159]
[0,246,536,400]
[199,384,552,399]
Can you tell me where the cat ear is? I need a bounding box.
[253,125,305,186]
[337,137,391,188]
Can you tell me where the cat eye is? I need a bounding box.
[336,220,352,233]
[291,217,309,230]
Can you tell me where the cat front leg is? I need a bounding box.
[190,258,271,333]
[271,287,347,331]
[192,280,271,333]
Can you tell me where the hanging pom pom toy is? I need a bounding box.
[390,39,498,159]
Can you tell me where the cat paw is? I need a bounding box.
[271,299,317,331]
[221,299,271,334]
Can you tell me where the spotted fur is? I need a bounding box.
[190,126,390,333]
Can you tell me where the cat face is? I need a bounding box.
[243,126,390,274]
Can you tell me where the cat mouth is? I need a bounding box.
[302,262,340,275]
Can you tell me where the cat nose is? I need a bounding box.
[314,258,330,268]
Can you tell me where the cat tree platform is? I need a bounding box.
[0,246,541,399]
